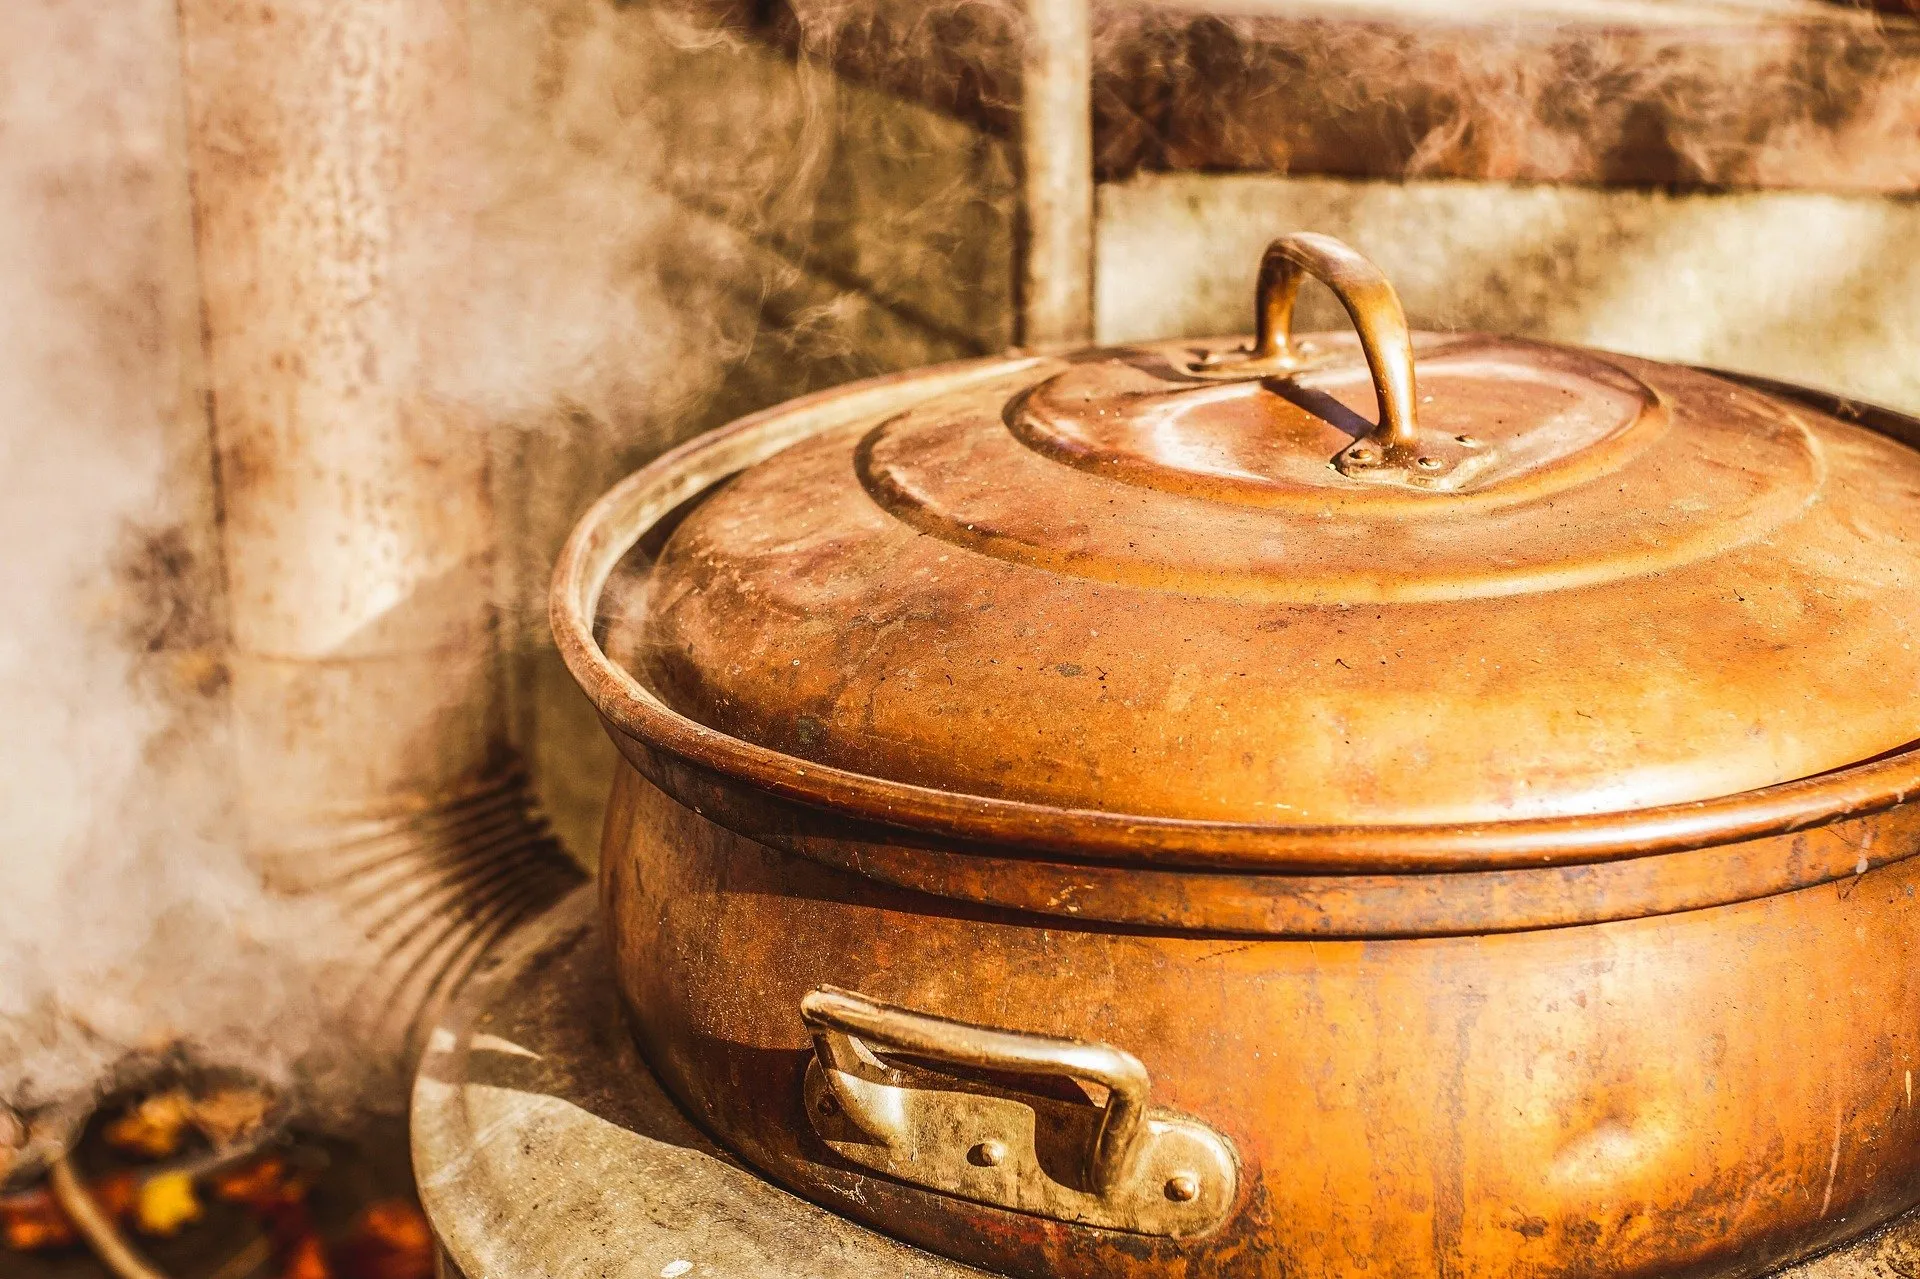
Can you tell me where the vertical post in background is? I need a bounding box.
[176,0,577,1078]
[178,0,496,851]
[1017,0,1096,348]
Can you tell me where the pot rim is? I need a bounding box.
[551,353,1920,876]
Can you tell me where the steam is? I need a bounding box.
[0,0,857,1118]
[0,0,358,1114]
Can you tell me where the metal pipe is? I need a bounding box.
[1017,0,1096,348]
[175,0,579,1068]
[177,0,496,845]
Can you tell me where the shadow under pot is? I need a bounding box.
[553,232,1920,1279]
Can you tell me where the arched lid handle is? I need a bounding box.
[1207,232,1426,477]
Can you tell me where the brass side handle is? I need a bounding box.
[803,986,1149,1194]
[800,986,1237,1237]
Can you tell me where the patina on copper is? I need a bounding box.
[554,234,1920,1279]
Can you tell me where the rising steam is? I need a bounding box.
[0,0,361,1115]
[0,0,860,1119]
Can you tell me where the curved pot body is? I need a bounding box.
[601,759,1920,1279]
[553,266,1920,1279]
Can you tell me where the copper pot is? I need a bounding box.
[554,234,1920,1279]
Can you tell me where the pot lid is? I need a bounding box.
[620,234,1920,826]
